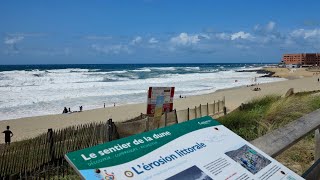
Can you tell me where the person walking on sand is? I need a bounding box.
[318,78,319,83]
[104,103,105,108]
[2,126,13,145]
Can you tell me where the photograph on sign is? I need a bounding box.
[225,144,271,174]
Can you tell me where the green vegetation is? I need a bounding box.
[218,92,320,140]
[218,91,320,174]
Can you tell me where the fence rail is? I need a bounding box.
[251,109,320,179]
[0,98,225,179]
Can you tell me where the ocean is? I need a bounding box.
[0,63,284,120]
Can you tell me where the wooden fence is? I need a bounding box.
[0,98,225,179]
[0,120,117,179]
[115,98,226,137]
[251,109,320,179]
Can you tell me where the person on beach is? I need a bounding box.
[68,107,71,112]
[2,126,13,145]
[62,107,68,114]
[104,103,105,108]
[318,78,319,83]
[114,103,116,107]
[79,106,83,112]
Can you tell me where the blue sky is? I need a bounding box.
[1,0,320,64]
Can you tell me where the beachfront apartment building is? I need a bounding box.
[282,53,320,68]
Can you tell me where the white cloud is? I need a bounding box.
[149,37,158,44]
[266,21,276,32]
[290,28,320,39]
[254,25,260,31]
[170,33,200,46]
[91,44,131,54]
[231,31,253,40]
[305,29,320,39]
[254,21,276,34]
[3,35,25,54]
[216,33,230,40]
[131,36,142,45]
[198,33,210,40]
[290,29,305,38]
[4,36,24,45]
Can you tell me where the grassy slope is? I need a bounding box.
[218,91,320,175]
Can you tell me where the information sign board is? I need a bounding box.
[146,87,175,116]
[65,116,303,180]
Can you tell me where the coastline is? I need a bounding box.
[2,67,320,142]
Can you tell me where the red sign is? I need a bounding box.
[146,87,175,116]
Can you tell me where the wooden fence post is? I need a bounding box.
[223,96,226,115]
[107,119,113,141]
[316,128,320,161]
[174,109,178,124]
[187,108,190,121]
[199,104,202,117]
[146,116,150,131]
[195,106,197,118]
[207,103,209,116]
[164,111,168,127]
[223,106,227,115]
[47,128,55,162]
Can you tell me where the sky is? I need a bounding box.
[1,0,320,64]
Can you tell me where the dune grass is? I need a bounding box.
[218,91,320,174]
[219,92,320,140]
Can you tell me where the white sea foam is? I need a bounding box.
[184,67,200,71]
[105,70,128,74]
[131,68,152,72]
[47,68,89,73]
[149,67,176,71]
[0,67,285,120]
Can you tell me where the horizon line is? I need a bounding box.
[0,62,279,66]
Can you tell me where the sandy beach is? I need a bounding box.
[264,67,318,79]
[1,68,320,142]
